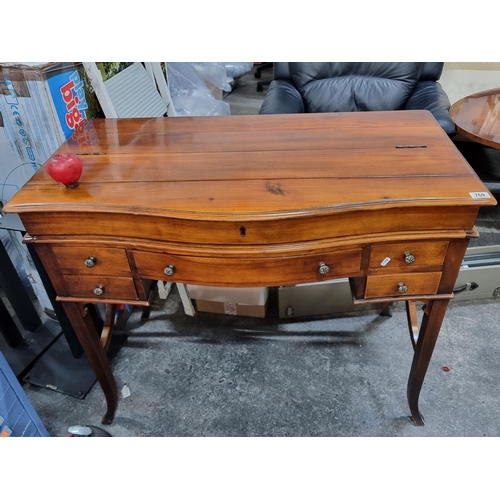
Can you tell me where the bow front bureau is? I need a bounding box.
[4,111,496,425]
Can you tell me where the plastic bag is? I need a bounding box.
[223,63,253,79]
[166,63,230,117]
[192,62,232,92]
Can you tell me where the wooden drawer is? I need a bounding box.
[133,248,362,287]
[368,241,448,271]
[52,246,131,276]
[62,276,138,301]
[365,272,442,299]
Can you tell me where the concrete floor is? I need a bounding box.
[12,65,500,437]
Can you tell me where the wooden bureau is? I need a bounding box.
[4,111,496,425]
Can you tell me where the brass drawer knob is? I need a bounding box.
[403,252,416,265]
[93,284,105,296]
[84,256,97,268]
[164,264,176,276]
[318,262,330,275]
[398,282,408,294]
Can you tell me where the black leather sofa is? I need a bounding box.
[259,62,456,135]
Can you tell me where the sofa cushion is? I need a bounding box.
[289,62,423,113]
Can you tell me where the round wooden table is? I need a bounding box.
[449,88,500,148]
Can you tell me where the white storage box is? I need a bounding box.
[186,285,269,318]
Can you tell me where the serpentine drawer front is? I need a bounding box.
[133,248,363,287]
[4,112,496,427]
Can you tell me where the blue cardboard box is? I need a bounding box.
[0,62,90,311]
[0,62,89,205]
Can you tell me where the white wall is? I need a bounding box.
[440,62,500,105]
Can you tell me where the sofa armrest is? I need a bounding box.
[405,81,456,135]
[259,80,305,114]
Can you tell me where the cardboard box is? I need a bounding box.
[278,278,377,319]
[204,80,223,101]
[0,62,89,205]
[186,285,269,318]
[0,62,90,311]
[195,299,268,318]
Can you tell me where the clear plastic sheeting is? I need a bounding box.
[166,63,231,116]
[192,62,232,92]
[223,62,253,79]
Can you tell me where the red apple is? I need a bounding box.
[46,153,83,188]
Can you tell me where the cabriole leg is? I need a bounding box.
[406,299,450,426]
[61,302,118,424]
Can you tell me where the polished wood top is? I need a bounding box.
[449,88,500,148]
[5,111,496,220]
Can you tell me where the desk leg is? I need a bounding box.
[61,302,118,425]
[406,298,449,426]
